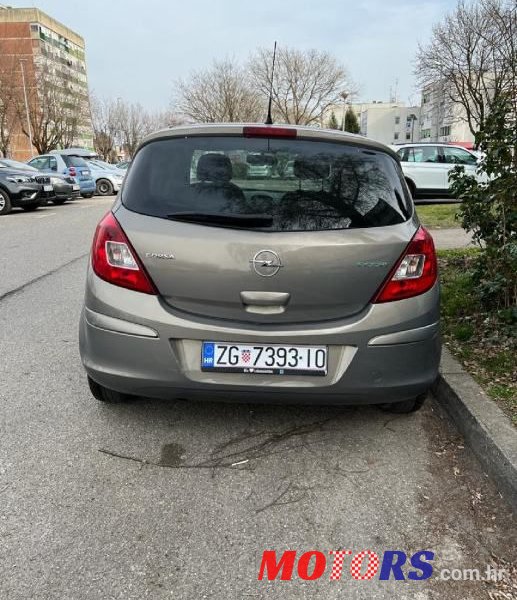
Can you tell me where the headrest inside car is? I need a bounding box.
[293,158,330,179]
[196,154,233,182]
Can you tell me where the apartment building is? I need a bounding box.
[0,6,93,160]
[324,101,421,146]
[420,83,475,148]
[354,102,421,145]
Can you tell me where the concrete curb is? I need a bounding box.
[432,347,517,513]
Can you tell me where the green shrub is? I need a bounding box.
[449,94,517,310]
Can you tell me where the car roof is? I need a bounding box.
[140,123,399,160]
[50,147,97,158]
[394,143,474,150]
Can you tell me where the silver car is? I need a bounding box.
[85,159,125,196]
[80,124,440,413]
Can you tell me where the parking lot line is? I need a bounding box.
[34,212,57,219]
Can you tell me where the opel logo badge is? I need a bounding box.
[250,250,283,277]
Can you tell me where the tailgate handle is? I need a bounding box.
[240,291,290,306]
[240,291,290,314]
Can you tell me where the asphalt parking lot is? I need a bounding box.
[0,198,515,600]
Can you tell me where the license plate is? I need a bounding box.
[201,342,328,376]
[43,185,53,191]
[73,184,80,190]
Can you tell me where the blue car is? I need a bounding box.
[28,152,96,198]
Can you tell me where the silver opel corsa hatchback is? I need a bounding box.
[79,124,440,413]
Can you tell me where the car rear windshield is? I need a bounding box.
[122,136,410,231]
[62,155,88,168]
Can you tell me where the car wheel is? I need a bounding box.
[405,178,416,199]
[52,199,67,205]
[87,376,132,403]
[82,192,94,198]
[21,202,40,212]
[378,394,426,414]
[96,179,114,196]
[0,189,12,215]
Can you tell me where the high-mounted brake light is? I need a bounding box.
[91,212,157,295]
[243,126,297,139]
[372,226,437,303]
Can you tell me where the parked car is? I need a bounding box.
[246,153,274,178]
[0,162,51,215]
[88,158,120,171]
[27,153,96,198]
[283,160,296,178]
[0,158,79,205]
[48,173,81,204]
[80,123,440,413]
[395,143,483,200]
[116,161,130,170]
[85,159,125,196]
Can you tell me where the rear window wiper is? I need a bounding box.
[166,212,273,228]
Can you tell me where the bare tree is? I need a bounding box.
[0,41,23,157]
[249,47,351,125]
[115,100,157,158]
[0,71,18,157]
[16,58,83,154]
[90,95,121,160]
[175,59,264,123]
[91,94,184,159]
[150,108,185,130]
[416,0,517,138]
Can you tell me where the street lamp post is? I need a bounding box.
[408,113,417,142]
[340,91,349,132]
[19,59,33,158]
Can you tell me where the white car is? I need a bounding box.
[394,143,482,200]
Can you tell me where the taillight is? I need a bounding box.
[91,212,157,295]
[69,166,77,176]
[243,126,297,138]
[372,226,437,303]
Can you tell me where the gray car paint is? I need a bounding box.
[120,205,416,324]
[79,123,441,404]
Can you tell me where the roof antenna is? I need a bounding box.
[265,41,277,125]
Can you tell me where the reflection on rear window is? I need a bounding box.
[62,155,88,168]
[122,136,410,231]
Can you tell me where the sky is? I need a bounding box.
[6,0,456,112]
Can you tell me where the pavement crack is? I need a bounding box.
[254,481,319,514]
[98,448,252,471]
[100,418,334,473]
[0,253,89,303]
[209,418,334,463]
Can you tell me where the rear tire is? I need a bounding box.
[87,376,132,403]
[82,192,94,199]
[378,393,426,414]
[0,189,12,215]
[52,199,67,205]
[96,179,114,196]
[21,202,40,211]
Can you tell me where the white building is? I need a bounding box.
[355,102,421,145]
[324,101,421,146]
[420,83,475,148]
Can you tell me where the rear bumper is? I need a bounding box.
[79,271,441,405]
[78,179,96,193]
[53,183,75,200]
